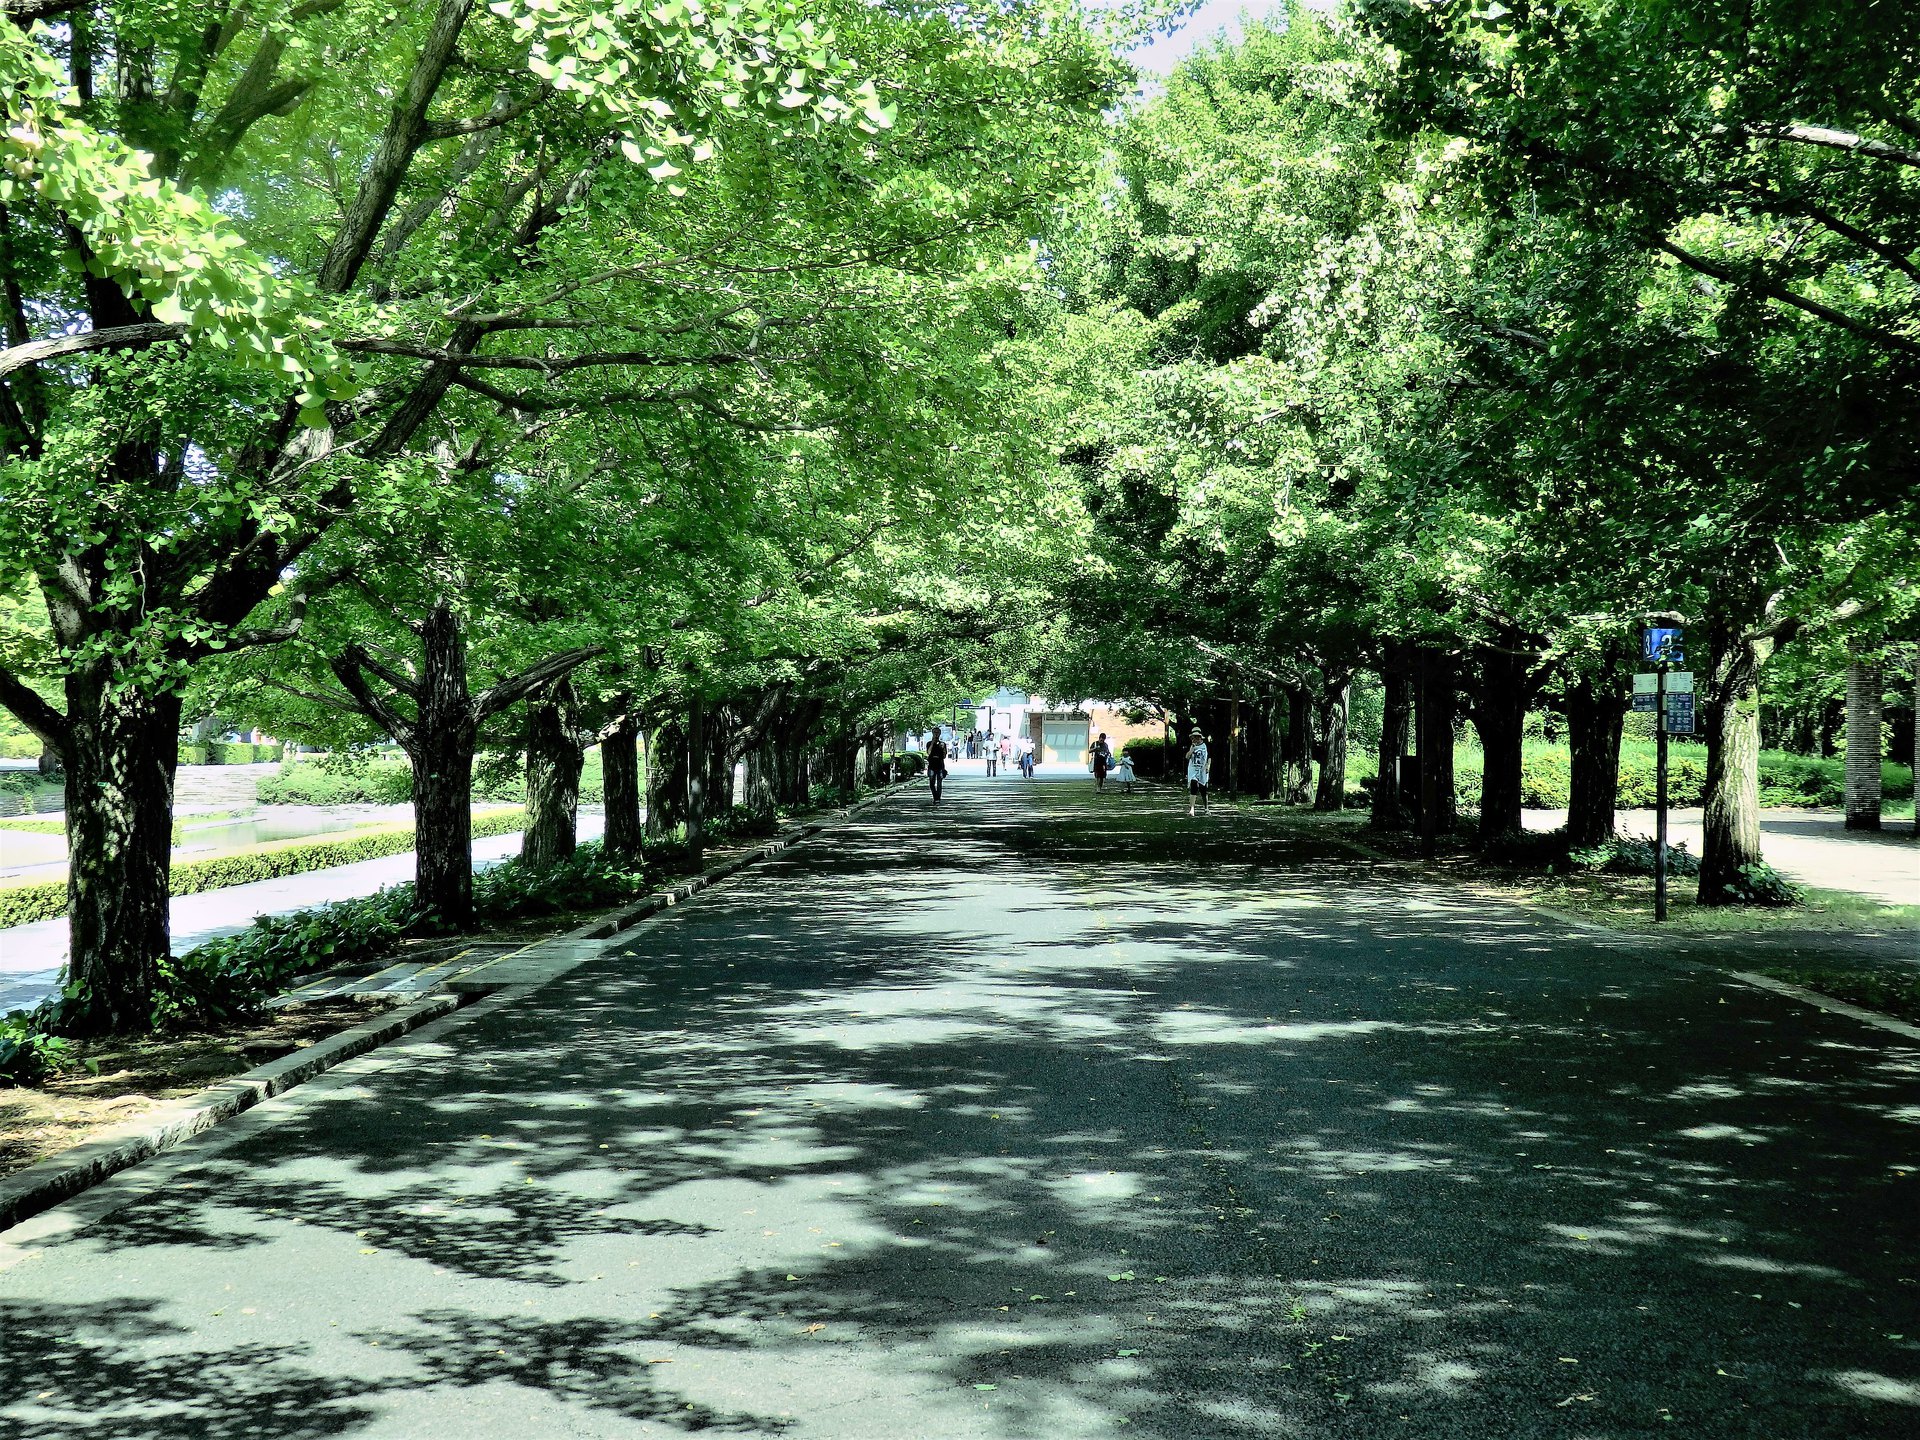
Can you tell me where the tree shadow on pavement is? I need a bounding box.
[1,783,1916,1438]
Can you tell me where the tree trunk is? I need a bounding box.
[744,738,777,819]
[645,714,688,838]
[1281,688,1313,803]
[1417,650,1458,836]
[1843,657,1882,831]
[59,674,181,1036]
[407,605,478,928]
[1313,678,1350,812]
[1471,650,1528,838]
[601,716,643,861]
[1371,668,1410,829]
[705,705,733,816]
[37,740,62,779]
[522,675,582,869]
[832,730,858,798]
[1698,630,1765,904]
[861,730,885,787]
[1913,650,1919,840]
[685,696,706,856]
[1564,670,1626,848]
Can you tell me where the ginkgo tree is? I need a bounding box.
[0,0,1124,1033]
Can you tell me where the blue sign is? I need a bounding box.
[1665,693,1695,734]
[1632,692,1657,713]
[1643,626,1684,665]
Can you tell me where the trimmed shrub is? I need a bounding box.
[258,759,414,805]
[886,750,928,778]
[1122,736,1173,778]
[177,744,210,766]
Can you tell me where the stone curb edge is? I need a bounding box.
[0,990,464,1234]
[0,781,907,1237]
[1314,814,1920,1044]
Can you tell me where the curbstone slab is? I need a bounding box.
[0,991,463,1234]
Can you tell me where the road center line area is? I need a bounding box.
[2,775,1915,1439]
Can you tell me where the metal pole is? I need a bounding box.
[1655,661,1668,922]
[1418,649,1437,859]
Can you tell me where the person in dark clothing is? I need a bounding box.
[1089,731,1113,790]
[926,734,948,801]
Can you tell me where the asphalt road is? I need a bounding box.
[2,775,1916,1438]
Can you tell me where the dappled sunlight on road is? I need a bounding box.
[1,777,1915,1437]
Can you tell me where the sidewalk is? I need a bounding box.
[0,815,605,1014]
[1523,805,1917,907]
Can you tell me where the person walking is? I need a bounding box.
[927,732,949,802]
[1018,733,1036,779]
[1113,750,1137,793]
[984,732,999,777]
[1186,731,1212,817]
[1089,731,1113,790]
[998,731,1013,774]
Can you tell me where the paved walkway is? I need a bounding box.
[0,815,605,1015]
[1,777,1916,1437]
[1522,806,1918,907]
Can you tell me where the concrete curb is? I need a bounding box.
[0,783,907,1237]
[1314,816,1920,1042]
[0,991,463,1234]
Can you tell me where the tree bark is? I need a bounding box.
[645,714,688,838]
[1371,667,1410,829]
[601,715,642,861]
[1470,651,1529,838]
[861,729,885,787]
[58,675,180,1036]
[1564,669,1626,848]
[1281,688,1313,803]
[1843,657,1883,830]
[1913,650,1919,840]
[706,704,734,815]
[831,730,858,799]
[522,674,582,869]
[743,738,777,819]
[407,605,479,928]
[1417,649,1458,836]
[1698,628,1765,904]
[1313,677,1350,812]
[685,696,707,856]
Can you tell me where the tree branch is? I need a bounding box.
[472,646,607,722]
[329,647,417,744]
[0,665,68,755]
[1651,237,1920,356]
[422,85,549,142]
[0,324,186,378]
[1744,121,1920,169]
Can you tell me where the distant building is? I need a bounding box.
[964,688,1163,766]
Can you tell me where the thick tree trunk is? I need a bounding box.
[601,716,643,861]
[685,696,706,856]
[705,705,733,816]
[1371,668,1410,829]
[407,606,479,928]
[1417,650,1458,836]
[1313,679,1350,812]
[1564,670,1626,848]
[743,739,777,819]
[1843,657,1882,831]
[645,715,688,838]
[60,675,181,1035]
[1281,688,1313,803]
[831,731,858,798]
[522,675,582,869]
[1913,652,1919,840]
[1471,651,1528,838]
[861,730,885,787]
[1698,632,1765,904]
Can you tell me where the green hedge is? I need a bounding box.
[178,742,279,766]
[1445,742,1914,810]
[0,807,527,929]
[257,753,606,805]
